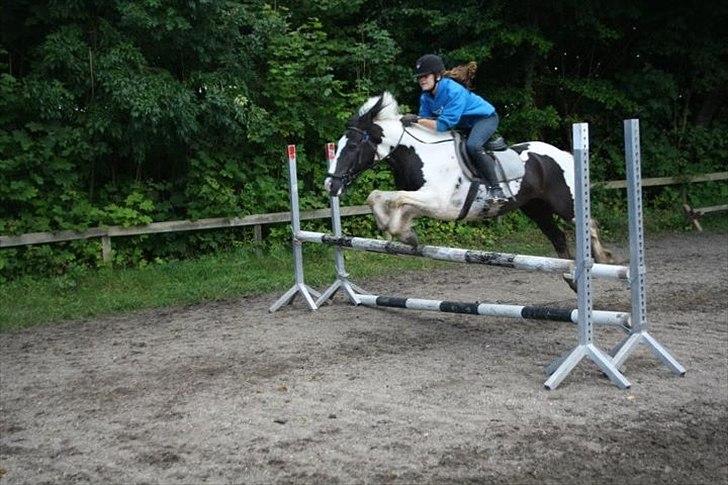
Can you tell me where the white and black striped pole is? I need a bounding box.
[296,230,629,281]
[609,119,686,375]
[316,142,367,306]
[269,145,321,312]
[544,123,631,390]
[357,294,631,329]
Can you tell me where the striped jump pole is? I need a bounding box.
[609,119,686,376]
[357,294,631,329]
[268,145,321,312]
[296,230,629,281]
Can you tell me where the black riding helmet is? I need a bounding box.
[414,54,445,78]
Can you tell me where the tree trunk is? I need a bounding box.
[694,88,724,126]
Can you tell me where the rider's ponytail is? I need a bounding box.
[443,61,478,90]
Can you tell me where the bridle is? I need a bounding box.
[326,121,458,188]
[326,125,405,188]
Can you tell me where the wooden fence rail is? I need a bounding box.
[2,171,727,263]
[594,171,728,189]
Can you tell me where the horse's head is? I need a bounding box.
[325,93,399,196]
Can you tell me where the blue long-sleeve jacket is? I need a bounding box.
[418,77,496,132]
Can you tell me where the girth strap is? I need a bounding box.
[456,182,481,220]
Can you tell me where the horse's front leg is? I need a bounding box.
[367,190,392,233]
[388,204,420,246]
[387,191,435,245]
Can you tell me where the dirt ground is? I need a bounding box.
[1,231,726,484]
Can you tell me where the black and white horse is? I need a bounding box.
[324,92,613,287]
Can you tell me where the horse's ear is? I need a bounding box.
[367,95,385,120]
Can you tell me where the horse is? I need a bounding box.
[324,92,614,290]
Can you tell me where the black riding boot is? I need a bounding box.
[472,149,507,201]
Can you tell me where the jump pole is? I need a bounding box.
[268,145,321,312]
[296,231,629,281]
[609,119,685,375]
[315,142,368,306]
[356,294,630,329]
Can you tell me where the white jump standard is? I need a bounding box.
[268,145,322,312]
[315,143,367,307]
[609,120,685,375]
[543,124,628,390]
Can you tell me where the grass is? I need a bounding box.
[0,228,555,331]
[2,211,726,332]
[0,244,444,331]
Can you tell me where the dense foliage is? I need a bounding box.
[2,0,727,278]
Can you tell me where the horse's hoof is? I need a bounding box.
[399,231,419,246]
[562,273,578,293]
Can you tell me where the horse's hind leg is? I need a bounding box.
[388,204,420,246]
[544,187,615,265]
[589,219,614,263]
[520,200,577,292]
[520,200,572,259]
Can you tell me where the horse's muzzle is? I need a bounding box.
[324,176,344,197]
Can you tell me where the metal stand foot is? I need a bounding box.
[610,331,686,376]
[269,283,319,312]
[545,348,573,376]
[316,278,366,306]
[545,344,630,390]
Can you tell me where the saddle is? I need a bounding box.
[452,132,526,219]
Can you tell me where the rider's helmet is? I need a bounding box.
[414,54,445,78]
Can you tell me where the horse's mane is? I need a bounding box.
[358,92,400,121]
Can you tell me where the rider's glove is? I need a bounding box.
[400,114,419,127]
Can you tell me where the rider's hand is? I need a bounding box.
[401,114,419,127]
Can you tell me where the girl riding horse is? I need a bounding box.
[401,54,506,202]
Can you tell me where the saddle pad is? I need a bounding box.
[454,133,524,184]
[492,148,525,182]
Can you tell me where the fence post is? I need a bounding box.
[253,224,263,255]
[101,235,112,264]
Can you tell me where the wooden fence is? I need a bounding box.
[2,171,726,262]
